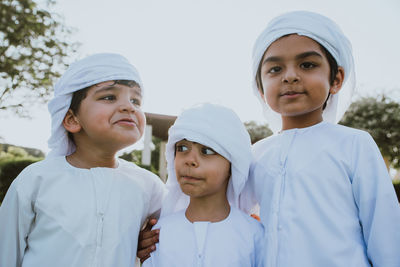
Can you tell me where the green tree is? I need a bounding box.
[244,121,273,144]
[0,145,43,163]
[0,146,43,203]
[340,95,400,169]
[0,0,78,115]
[1,146,28,158]
[119,136,162,175]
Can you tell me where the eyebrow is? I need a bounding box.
[94,85,116,93]
[262,51,323,65]
[94,85,142,97]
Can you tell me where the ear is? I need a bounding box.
[329,67,345,95]
[63,109,82,134]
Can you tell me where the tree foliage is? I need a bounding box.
[119,136,162,175]
[244,121,273,144]
[0,145,43,203]
[0,0,77,115]
[340,95,400,168]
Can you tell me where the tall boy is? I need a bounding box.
[0,53,165,267]
[246,10,400,266]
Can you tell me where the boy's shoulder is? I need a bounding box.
[118,158,148,172]
[117,158,161,180]
[17,156,68,177]
[322,123,375,145]
[230,207,264,233]
[251,134,279,160]
[117,159,166,196]
[251,122,374,162]
[253,123,373,146]
[323,122,369,135]
[153,209,185,230]
[23,157,162,181]
[9,156,69,194]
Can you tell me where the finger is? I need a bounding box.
[138,229,159,249]
[137,245,156,261]
[148,218,157,226]
[142,228,159,239]
[138,228,159,243]
[141,218,158,233]
[140,255,150,264]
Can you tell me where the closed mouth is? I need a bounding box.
[280,90,305,97]
[115,118,137,126]
[119,118,134,122]
[180,175,203,181]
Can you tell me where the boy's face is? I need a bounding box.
[69,81,145,152]
[174,139,231,199]
[259,34,342,126]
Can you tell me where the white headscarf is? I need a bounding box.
[47,53,143,157]
[160,103,253,217]
[252,10,356,133]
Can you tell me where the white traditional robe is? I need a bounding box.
[146,103,263,266]
[0,156,166,267]
[142,207,265,267]
[244,121,400,267]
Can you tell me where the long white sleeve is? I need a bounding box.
[351,132,400,267]
[0,174,36,267]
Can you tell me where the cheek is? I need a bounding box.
[174,158,181,173]
[261,75,278,100]
[174,155,187,176]
[309,75,331,95]
[80,106,108,125]
[136,111,146,133]
[213,160,231,181]
[265,88,279,109]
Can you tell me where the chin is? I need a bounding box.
[113,139,139,151]
[122,133,142,145]
[179,186,200,198]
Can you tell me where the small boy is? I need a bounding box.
[245,10,400,267]
[0,53,166,267]
[142,103,264,267]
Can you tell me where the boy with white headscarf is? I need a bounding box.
[0,53,166,267]
[245,10,400,267]
[142,103,264,267]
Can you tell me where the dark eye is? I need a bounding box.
[130,98,141,106]
[100,95,116,101]
[268,66,282,74]
[300,62,316,69]
[175,144,188,152]
[201,146,216,155]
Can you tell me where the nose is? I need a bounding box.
[282,67,299,84]
[119,98,136,113]
[184,151,199,168]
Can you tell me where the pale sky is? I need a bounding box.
[1,0,400,154]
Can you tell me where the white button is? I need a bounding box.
[278,225,283,231]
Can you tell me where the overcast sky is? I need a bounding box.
[1,0,400,154]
